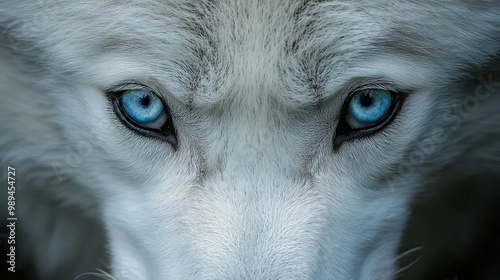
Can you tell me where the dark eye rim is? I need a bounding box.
[109,90,178,149]
[333,89,406,150]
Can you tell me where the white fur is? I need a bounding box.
[1,1,499,279]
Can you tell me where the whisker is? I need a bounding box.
[394,246,422,261]
[394,246,423,278]
[74,268,116,280]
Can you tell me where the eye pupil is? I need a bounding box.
[141,96,151,107]
[359,93,373,107]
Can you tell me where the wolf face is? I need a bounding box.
[0,1,499,279]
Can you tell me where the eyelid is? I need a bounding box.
[349,83,397,95]
[108,83,153,93]
[104,78,171,95]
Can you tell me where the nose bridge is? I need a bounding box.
[187,170,325,279]
[226,121,275,171]
[185,111,331,279]
[200,92,294,176]
[187,68,326,277]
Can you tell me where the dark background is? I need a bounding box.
[397,166,500,280]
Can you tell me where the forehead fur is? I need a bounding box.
[1,0,499,105]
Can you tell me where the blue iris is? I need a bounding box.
[348,89,393,126]
[121,90,164,124]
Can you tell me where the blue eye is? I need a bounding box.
[346,89,394,129]
[110,86,177,147]
[120,90,166,129]
[333,87,403,149]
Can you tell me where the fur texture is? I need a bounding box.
[0,0,499,279]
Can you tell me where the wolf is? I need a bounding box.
[0,0,499,279]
